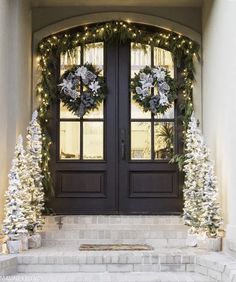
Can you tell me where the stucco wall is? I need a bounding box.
[0,0,32,223]
[202,0,236,240]
[32,6,201,33]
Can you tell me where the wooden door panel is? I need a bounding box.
[129,171,178,196]
[118,42,182,214]
[56,171,106,196]
[49,42,118,214]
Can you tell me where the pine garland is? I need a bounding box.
[36,20,200,199]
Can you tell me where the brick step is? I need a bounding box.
[17,247,203,273]
[0,256,17,276]
[5,247,236,281]
[42,215,188,247]
[0,272,214,282]
[44,215,185,227]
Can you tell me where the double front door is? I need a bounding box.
[50,40,182,214]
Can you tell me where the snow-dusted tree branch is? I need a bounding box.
[183,114,222,237]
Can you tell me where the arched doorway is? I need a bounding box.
[46,23,184,214]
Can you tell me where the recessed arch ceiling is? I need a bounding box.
[31,0,203,7]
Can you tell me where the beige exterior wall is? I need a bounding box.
[202,0,236,241]
[0,0,32,223]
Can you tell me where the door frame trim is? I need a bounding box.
[33,12,201,43]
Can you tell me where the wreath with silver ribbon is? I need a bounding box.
[58,63,106,117]
[131,66,177,114]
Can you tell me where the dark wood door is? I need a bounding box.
[49,40,182,214]
[118,43,182,214]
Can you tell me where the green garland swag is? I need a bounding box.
[58,63,106,117]
[36,20,200,199]
[131,66,177,115]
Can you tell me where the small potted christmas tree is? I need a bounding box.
[198,148,223,251]
[184,114,223,251]
[3,135,29,253]
[25,110,44,248]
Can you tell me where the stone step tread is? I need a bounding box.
[17,247,207,265]
[1,272,214,282]
[43,215,184,226]
[18,247,204,255]
[42,227,188,231]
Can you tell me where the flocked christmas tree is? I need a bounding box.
[183,113,222,237]
[183,115,204,233]
[199,145,223,237]
[26,110,45,233]
[3,135,30,238]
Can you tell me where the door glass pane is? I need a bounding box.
[131,93,151,119]
[154,47,174,78]
[84,102,104,119]
[60,102,79,119]
[131,43,151,78]
[84,42,104,74]
[83,122,103,160]
[154,103,175,119]
[60,122,80,159]
[60,47,81,76]
[83,42,104,119]
[154,122,174,160]
[131,122,151,160]
[130,43,151,119]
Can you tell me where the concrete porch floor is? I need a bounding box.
[0,272,214,282]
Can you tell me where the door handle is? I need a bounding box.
[121,140,125,160]
[120,129,126,160]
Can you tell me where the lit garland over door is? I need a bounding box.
[36,21,200,201]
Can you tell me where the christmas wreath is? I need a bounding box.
[58,63,106,117]
[131,66,177,114]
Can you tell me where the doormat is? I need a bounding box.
[79,244,153,251]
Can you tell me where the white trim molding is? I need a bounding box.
[34,12,201,43]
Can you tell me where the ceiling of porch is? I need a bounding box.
[31,0,203,7]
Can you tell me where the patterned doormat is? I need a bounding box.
[79,244,153,251]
